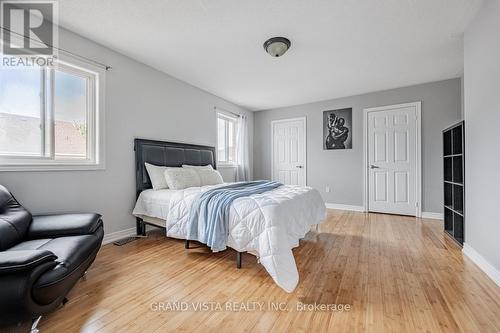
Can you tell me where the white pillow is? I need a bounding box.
[194,169,224,186]
[182,164,214,170]
[145,163,169,190]
[163,168,201,190]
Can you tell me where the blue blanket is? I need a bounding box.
[187,181,282,251]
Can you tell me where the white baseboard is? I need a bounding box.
[325,203,444,220]
[324,204,443,219]
[102,227,136,245]
[463,243,500,287]
[421,212,444,220]
[325,203,365,212]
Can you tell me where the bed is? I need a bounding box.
[132,138,326,292]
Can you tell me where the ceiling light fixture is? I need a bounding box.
[263,37,291,57]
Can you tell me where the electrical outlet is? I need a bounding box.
[325,186,330,193]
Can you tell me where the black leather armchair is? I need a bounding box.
[0,185,104,327]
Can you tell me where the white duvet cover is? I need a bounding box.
[133,183,326,292]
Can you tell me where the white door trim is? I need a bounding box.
[271,117,307,185]
[362,102,422,217]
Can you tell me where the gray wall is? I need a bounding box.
[0,28,253,235]
[464,0,500,272]
[461,76,465,119]
[254,79,462,213]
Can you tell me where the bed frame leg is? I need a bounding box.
[236,252,242,269]
[185,240,190,249]
[136,218,146,236]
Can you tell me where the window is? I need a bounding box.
[0,57,104,170]
[217,112,238,165]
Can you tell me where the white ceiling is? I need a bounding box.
[57,0,481,111]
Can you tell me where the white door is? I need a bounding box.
[367,103,420,216]
[272,118,306,186]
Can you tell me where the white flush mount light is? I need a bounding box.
[263,37,291,57]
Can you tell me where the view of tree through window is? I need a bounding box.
[54,70,88,158]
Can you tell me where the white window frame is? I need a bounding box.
[0,54,106,171]
[216,110,238,167]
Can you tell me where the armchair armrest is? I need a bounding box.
[0,250,58,324]
[0,250,57,274]
[28,213,103,239]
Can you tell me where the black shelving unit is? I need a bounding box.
[443,121,464,245]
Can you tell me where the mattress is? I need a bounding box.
[133,184,231,228]
[133,188,176,224]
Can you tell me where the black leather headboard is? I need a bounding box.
[134,138,216,197]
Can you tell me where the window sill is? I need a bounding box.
[217,164,238,169]
[0,162,105,172]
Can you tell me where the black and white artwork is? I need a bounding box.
[323,108,352,150]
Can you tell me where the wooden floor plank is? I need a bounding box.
[37,210,500,332]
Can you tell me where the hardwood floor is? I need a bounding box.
[38,210,500,332]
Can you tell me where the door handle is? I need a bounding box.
[296,165,303,169]
[369,165,380,169]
